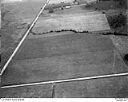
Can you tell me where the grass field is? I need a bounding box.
[1,33,128,98]
[33,12,110,34]
[1,0,46,69]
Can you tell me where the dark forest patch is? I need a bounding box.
[107,14,127,29]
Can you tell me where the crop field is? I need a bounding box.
[1,31,128,97]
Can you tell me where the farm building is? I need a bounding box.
[45,0,97,12]
[49,0,97,5]
[49,0,74,4]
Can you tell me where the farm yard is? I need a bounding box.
[0,0,128,98]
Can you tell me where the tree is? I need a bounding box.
[113,0,127,8]
[49,8,54,13]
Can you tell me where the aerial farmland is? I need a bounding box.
[0,0,128,98]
